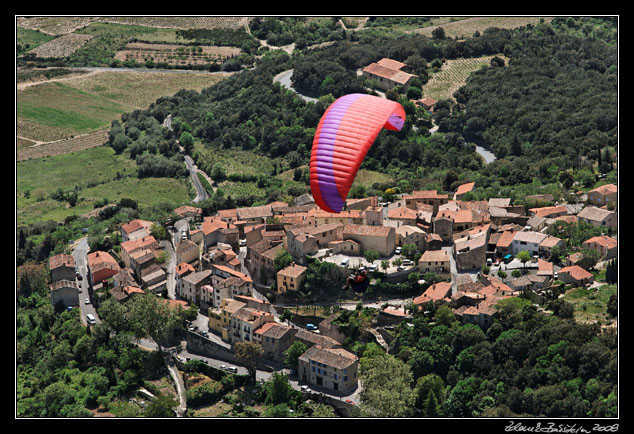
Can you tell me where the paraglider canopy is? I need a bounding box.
[310,93,406,213]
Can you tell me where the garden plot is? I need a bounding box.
[115,42,241,66]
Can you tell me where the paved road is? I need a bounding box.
[273,69,318,103]
[72,237,98,325]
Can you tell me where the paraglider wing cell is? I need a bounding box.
[310,94,406,213]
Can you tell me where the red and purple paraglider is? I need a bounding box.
[310,93,406,214]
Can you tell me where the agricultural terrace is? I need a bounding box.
[410,16,555,39]
[17,70,229,158]
[26,33,93,58]
[114,42,241,67]
[422,55,509,102]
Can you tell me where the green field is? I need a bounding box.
[563,284,617,325]
[17,82,134,134]
[16,146,191,226]
[17,26,55,54]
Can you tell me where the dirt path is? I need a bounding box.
[16,69,102,91]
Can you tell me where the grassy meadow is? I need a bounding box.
[16,146,191,226]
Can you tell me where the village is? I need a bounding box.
[46,180,617,401]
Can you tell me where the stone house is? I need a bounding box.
[120,219,153,242]
[49,253,75,283]
[558,265,594,287]
[454,225,490,270]
[403,190,449,215]
[328,239,361,256]
[49,279,79,308]
[230,306,275,345]
[418,249,451,277]
[577,206,617,229]
[587,184,617,207]
[181,269,212,307]
[582,235,617,260]
[395,225,426,250]
[362,58,416,91]
[298,345,359,394]
[202,216,239,252]
[276,262,308,293]
[342,224,395,257]
[253,322,297,365]
[175,239,199,265]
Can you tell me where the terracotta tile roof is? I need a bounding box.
[363,62,415,85]
[455,182,475,196]
[413,282,452,304]
[377,58,407,70]
[512,231,547,245]
[176,262,195,276]
[288,222,343,237]
[123,285,144,295]
[496,230,516,248]
[87,250,119,269]
[419,249,450,263]
[218,208,238,219]
[559,265,593,281]
[539,235,563,248]
[121,219,153,235]
[387,206,418,220]
[537,258,554,276]
[253,322,277,336]
[589,183,617,195]
[237,204,273,220]
[121,235,159,255]
[174,205,202,216]
[299,345,358,369]
[49,253,75,270]
[583,235,617,249]
[577,206,614,222]
[212,264,253,283]
[489,198,511,207]
[278,263,307,278]
[343,224,393,237]
[404,190,448,200]
[202,216,234,235]
[529,205,568,218]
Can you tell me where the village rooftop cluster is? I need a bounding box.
[48,181,617,396]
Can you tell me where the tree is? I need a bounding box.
[359,352,416,417]
[363,249,379,264]
[274,249,293,272]
[234,341,263,384]
[144,394,178,417]
[284,341,308,370]
[179,131,194,153]
[516,250,532,272]
[264,372,296,405]
[127,293,181,353]
[210,162,227,182]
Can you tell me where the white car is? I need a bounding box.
[301,385,311,393]
[84,297,90,304]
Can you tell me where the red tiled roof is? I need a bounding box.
[559,265,593,281]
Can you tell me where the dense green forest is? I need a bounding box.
[107,17,617,205]
[358,299,618,417]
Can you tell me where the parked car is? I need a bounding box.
[84,297,90,304]
[227,366,238,373]
[369,264,378,273]
[306,324,318,331]
[395,247,402,254]
[301,385,312,392]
